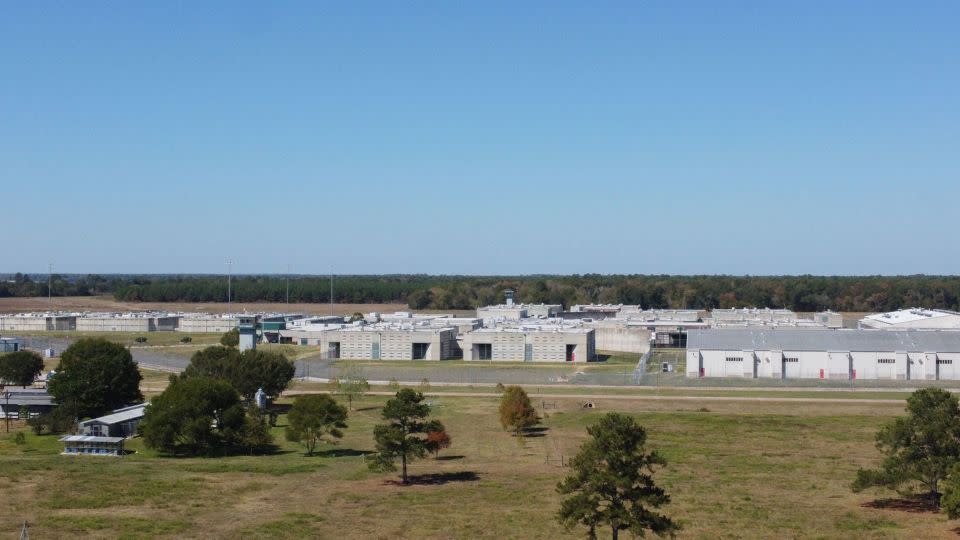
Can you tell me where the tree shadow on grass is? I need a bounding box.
[435,455,464,461]
[386,471,480,486]
[312,448,369,458]
[355,405,381,412]
[862,495,939,514]
[518,426,549,438]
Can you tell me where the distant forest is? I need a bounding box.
[3,273,960,312]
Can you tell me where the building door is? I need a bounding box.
[328,342,340,360]
[524,344,533,362]
[782,358,799,379]
[877,357,895,379]
[566,345,576,362]
[412,343,429,360]
[938,359,955,380]
[476,343,492,360]
[752,355,759,379]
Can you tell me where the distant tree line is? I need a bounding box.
[5,272,960,312]
[0,273,120,298]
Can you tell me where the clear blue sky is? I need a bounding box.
[2,2,957,276]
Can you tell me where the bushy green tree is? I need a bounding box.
[285,394,348,456]
[368,389,443,484]
[140,376,246,455]
[557,413,679,540]
[220,328,239,347]
[853,388,960,507]
[499,385,539,437]
[182,346,295,400]
[0,350,44,387]
[47,338,143,418]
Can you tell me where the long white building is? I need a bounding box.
[860,308,960,330]
[687,328,960,381]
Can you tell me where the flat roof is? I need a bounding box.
[863,308,960,325]
[60,435,125,443]
[80,404,146,426]
[473,326,593,334]
[688,328,960,352]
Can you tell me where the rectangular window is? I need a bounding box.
[477,343,492,360]
[938,359,953,365]
[725,357,743,362]
[878,358,895,364]
[784,358,799,363]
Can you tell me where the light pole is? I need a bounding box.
[286,264,291,305]
[226,259,234,312]
[48,263,53,311]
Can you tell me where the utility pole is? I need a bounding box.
[48,263,53,311]
[226,259,234,312]
[286,264,291,305]
[329,265,334,316]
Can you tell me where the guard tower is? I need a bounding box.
[505,289,515,306]
[238,315,257,352]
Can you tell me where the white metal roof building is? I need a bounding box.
[78,403,147,438]
[859,308,960,330]
[687,328,960,381]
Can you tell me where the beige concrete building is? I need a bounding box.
[461,323,595,362]
[177,315,239,333]
[280,322,459,360]
[0,313,76,332]
[76,313,180,332]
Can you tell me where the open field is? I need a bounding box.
[1,391,957,539]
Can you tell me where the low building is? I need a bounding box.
[280,322,460,360]
[569,304,634,318]
[78,404,147,438]
[477,304,527,323]
[259,313,306,343]
[0,313,77,332]
[811,310,844,329]
[461,323,596,362]
[709,308,797,325]
[0,336,20,352]
[687,328,960,380]
[0,388,55,419]
[371,312,481,334]
[177,315,240,333]
[860,308,960,330]
[76,312,180,332]
[60,435,125,456]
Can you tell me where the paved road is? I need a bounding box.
[282,389,907,405]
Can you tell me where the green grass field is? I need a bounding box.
[0,391,956,539]
[11,330,222,347]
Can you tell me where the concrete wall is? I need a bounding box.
[77,318,153,332]
[0,316,76,331]
[178,318,238,333]
[587,324,651,354]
